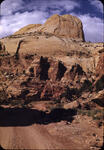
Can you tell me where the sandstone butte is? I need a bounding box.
[0,14,104,150]
[14,14,85,41]
[1,14,103,73]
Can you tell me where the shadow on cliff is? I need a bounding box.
[0,107,76,127]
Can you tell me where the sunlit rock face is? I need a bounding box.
[39,14,85,41]
[14,14,85,41]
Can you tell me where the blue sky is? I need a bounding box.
[0,0,103,42]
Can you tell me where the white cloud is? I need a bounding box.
[1,0,24,15]
[1,0,80,16]
[0,11,48,38]
[48,0,80,12]
[77,14,103,42]
[89,0,103,13]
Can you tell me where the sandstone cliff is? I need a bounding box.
[14,14,85,41]
[39,14,85,41]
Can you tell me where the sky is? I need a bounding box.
[0,0,103,42]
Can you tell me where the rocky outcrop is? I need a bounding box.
[5,55,92,104]
[39,14,85,41]
[14,14,85,41]
[5,53,103,110]
[6,56,67,101]
[1,54,102,111]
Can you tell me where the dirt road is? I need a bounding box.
[0,124,77,149]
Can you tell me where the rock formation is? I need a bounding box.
[39,14,85,41]
[0,55,94,103]
[14,14,85,41]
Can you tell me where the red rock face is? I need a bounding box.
[4,55,91,104]
[31,56,67,82]
[1,53,103,108]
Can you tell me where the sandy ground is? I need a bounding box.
[0,124,83,150]
[0,125,63,149]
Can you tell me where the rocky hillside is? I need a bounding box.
[0,53,103,107]
[0,13,104,117]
